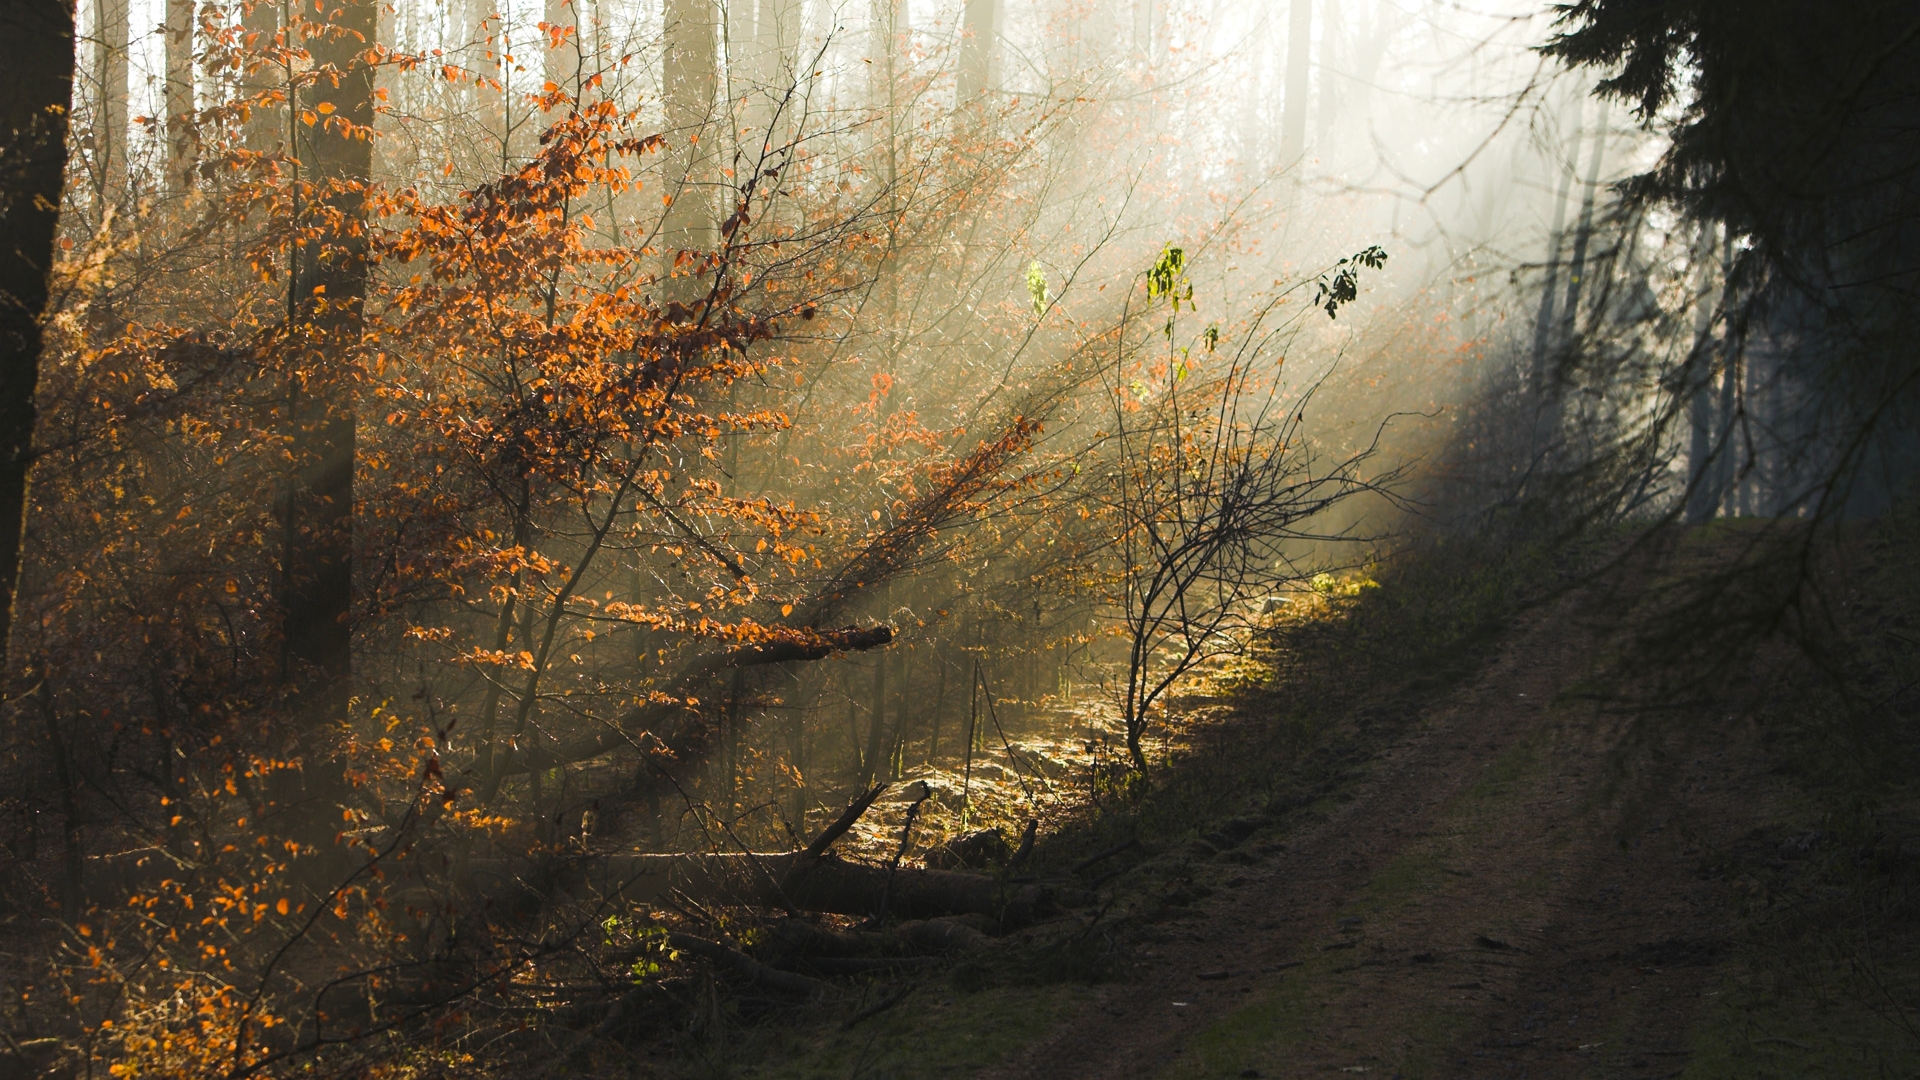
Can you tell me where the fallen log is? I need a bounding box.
[663,933,826,996]
[566,852,1090,928]
[763,915,990,960]
[783,955,936,977]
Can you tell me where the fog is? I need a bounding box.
[15,0,1897,1072]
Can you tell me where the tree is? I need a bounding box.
[0,0,75,655]
[1535,0,1920,683]
[957,0,998,103]
[165,0,197,194]
[661,0,718,301]
[1279,0,1311,167]
[281,0,378,710]
[90,0,128,211]
[1544,0,1920,517]
[1102,244,1394,774]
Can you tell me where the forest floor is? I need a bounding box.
[982,541,1763,1080]
[676,523,1920,1080]
[975,529,1919,1080]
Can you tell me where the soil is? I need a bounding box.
[982,557,1782,1080]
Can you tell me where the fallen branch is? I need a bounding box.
[764,916,990,961]
[572,852,1089,927]
[726,624,894,666]
[1070,837,1141,875]
[787,955,937,977]
[1008,818,1038,872]
[842,981,917,1031]
[804,784,886,858]
[664,933,826,996]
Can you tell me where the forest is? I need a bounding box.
[0,0,1915,1076]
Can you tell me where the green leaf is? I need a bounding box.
[1026,260,1049,316]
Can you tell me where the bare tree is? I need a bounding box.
[1103,245,1396,774]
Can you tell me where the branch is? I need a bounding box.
[803,783,886,858]
[725,624,893,666]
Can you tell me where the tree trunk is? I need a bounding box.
[662,0,716,302]
[240,0,280,153]
[926,651,945,763]
[1558,100,1608,341]
[956,0,997,103]
[91,0,129,214]
[164,0,196,194]
[861,648,888,786]
[282,0,376,712]
[1530,93,1582,391]
[1713,325,1741,516]
[1684,223,1721,525]
[1133,0,1162,68]
[0,0,76,657]
[1314,0,1340,145]
[544,0,578,94]
[1279,0,1310,168]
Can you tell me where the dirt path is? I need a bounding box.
[984,562,1776,1080]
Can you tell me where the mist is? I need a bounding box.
[1,0,1915,1074]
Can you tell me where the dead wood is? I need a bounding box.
[893,917,991,954]
[663,933,826,996]
[1009,818,1038,872]
[784,955,936,977]
[763,915,990,960]
[804,783,886,858]
[1070,837,1141,875]
[841,980,917,1030]
[570,851,1088,926]
[726,624,893,666]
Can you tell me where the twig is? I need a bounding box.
[1008,818,1038,873]
[874,783,931,924]
[842,980,916,1031]
[1070,837,1140,875]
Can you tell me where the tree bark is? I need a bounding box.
[861,647,888,787]
[0,0,76,657]
[956,0,997,103]
[1279,0,1311,168]
[1684,223,1722,525]
[1530,92,1582,391]
[164,0,196,194]
[282,0,376,712]
[1558,99,1608,342]
[662,0,716,303]
[544,0,578,93]
[91,0,129,212]
[240,0,281,153]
